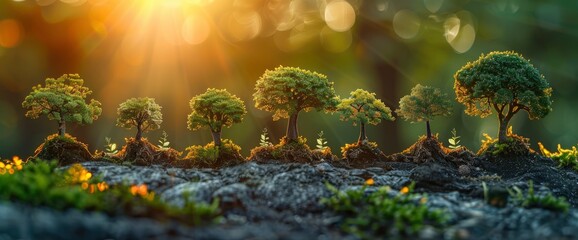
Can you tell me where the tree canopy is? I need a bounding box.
[454,51,552,142]
[253,66,338,141]
[396,84,452,138]
[22,73,102,136]
[188,88,246,146]
[117,97,162,141]
[337,89,394,144]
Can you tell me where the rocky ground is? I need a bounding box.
[1,155,578,240]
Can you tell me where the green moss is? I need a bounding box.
[180,139,244,168]
[249,136,327,163]
[322,183,447,238]
[478,128,535,156]
[0,160,221,225]
[539,143,578,171]
[508,180,569,213]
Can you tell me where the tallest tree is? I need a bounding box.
[454,51,553,143]
[253,66,339,143]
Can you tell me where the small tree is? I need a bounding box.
[396,84,452,139]
[337,89,395,145]
[116,97,162,142]
[253,66,339,143]
[454,51,553,143]
[188,88,246,147]
[22,74,102,137]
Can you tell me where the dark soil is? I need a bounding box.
[389,136,476,168]
[115,138,181,165]
[34,134,93,165]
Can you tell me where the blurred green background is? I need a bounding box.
[0,0,576,158]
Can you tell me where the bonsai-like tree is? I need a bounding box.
[253,66,339,143]
[337,89,395,145]
[22,74,102,137]
[188,88,246,146]
[454,51,552,143]
[117,97,163,142]
[396,84,452,139]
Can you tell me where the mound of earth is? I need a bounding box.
[115,138,181,165]
[249,137,327,164]
[34,134,93,165]
[389,136,476,168]
[478,133,536,157]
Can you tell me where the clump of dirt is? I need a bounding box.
[34,134,93,165]
[249,137,331,164]
[332,141,390,169]
[115,138,181,165]
[389,136,475,168]
[477,133,536,157]
[175,140,246,169]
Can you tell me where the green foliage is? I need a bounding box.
[322,183,447,238]
[508,180,569,213]
[316,131,328,150]
[157,131,170,150]
[188,88,246,133]
[454,51,552,142]
[539,142,578,171]
[0,160,221,225]
[116,97,163,137]
[478,127,534,156]
[396,84,452,123]
[337,89,394,126]
[259,128,272,147]
[22,74,102,135]
[253,66,339,121]
[448,128,461,149]
[104,137,118,155]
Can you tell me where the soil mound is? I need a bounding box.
[249,137,332,164]
[115,138,181,165]
[477,133,536,157]
[176,140,246,168]
[389,136,476,168]
[34,134,93,165]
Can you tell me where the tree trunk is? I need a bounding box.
[357,122,367,145]
[58,121,66,137]
[211,131,222,147]
[498,118,509,144]
[135,123,143,142]
[286,112,299,142]
[426,120,432,139]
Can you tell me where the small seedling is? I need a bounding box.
[104,137,118,155]
[448,128,461,149]
[259,128,272,147]
[158,131,170,150]
[316,131,328,150]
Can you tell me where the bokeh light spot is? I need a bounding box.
[225,10,262,41]
[393,10,421,39]
[424,0,444,13]
[444,12,476,53]
[182,14,210,45]
[324,0,356,32]
[0,19,22,48]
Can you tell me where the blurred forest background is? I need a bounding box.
[0,0,577,158]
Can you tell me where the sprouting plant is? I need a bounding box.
[508,180,569,213]
[104,137,118,155]
[22,74,102,137]
[321,182,446,238]
[448,128,461,149]
[538,142,578,171]
[316,131,328,150]
[455,51,553,144]
[158,131,170,150]
[259,128,272,147]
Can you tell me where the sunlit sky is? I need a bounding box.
[1,0,577,157]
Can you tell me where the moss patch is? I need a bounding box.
[478,132,535,157]
[176,139,245,168]
[249,136,329,163]
[34,134,93,165]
